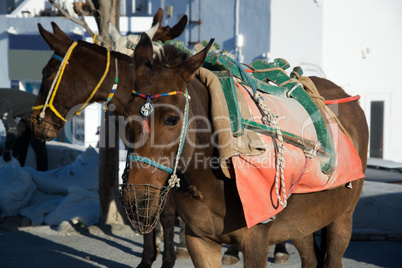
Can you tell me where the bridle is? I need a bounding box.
[32,41,115,122]
[120,89,189,234]
[122,89,190,189]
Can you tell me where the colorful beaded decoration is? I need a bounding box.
[132,90,186,133]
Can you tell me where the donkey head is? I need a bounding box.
[152,8,188,42]
[108,7,188,56]
[33,22,111,141]
[120,33,213,233]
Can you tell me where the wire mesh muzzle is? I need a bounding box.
[119,183,170,234]
[30,114,63,142]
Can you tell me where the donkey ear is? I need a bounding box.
[51,22,74,43]
[152,8,164,26]
[38,23,71,53]
[180,38,214,82]
[169,15,188,39]
[133,32,154,67]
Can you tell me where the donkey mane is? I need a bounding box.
[155,44,190,69]
[76,40,134,64]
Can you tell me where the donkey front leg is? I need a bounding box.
[159,193,176,268]
[292,234,318,268]
[185,233,222,267]
[241,226,270,268]
[137,231,157,268]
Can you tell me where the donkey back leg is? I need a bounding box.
[274,241,290,263]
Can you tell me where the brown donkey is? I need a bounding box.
[31,22,186,268]
[121,33,368,268]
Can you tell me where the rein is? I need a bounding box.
[32,42,114,121]
[125,90,189,188]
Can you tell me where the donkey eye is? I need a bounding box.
[164,116,180,126]
[42,68,53,79]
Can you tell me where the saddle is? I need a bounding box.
[204,53,335,174]
[197,54,364,228]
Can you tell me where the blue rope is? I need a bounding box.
[128,154,174,174]
[175,91,189,162]
[126,90,190,180]
[208,52,263,102]
[52,54,64,62]
[226,57,258,95]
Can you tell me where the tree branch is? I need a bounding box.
[48,0,103,44]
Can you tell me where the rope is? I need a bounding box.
[33,42,111,121]
[76,50,111,115]
[168,90,190,188]
[128,155,174,174]
[127,90,190,189]
[32,42,79,122]
[290,71,353,142]
[228,56,288,208]
[106,57,119,104]
[325,95,360,105]
[132,90,186,100]
[255,95,287,208]
[93,34,100,45]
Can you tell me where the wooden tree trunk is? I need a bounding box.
[97,0,125,226]
[98,110,125,225]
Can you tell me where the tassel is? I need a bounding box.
[142,119,150,133]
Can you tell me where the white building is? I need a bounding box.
[269,0,402,162]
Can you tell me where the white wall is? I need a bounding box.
[270,0,402,162]
[270,0,324,76]
[322,0,402,161]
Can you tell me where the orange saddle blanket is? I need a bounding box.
[231,83,365,228]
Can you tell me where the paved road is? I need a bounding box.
[1,218,401,268]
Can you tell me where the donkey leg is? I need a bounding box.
[160,194,176,268]
[241,230,270,268]
[154,220,163,257]
[176,216,190,259]
[273,241,289,263]
[186,233,222,267]
[292,235,318,268]
[323,212,354,268]
[137,231,157,268]
[222,244,241,265]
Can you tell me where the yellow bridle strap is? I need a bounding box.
[93,34,100,45]
[32,104,68,122]
[32,43,111,121]
[32,42,79,121]
[75,50,110,115]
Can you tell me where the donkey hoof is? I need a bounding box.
[155,246,161,258]
[176,247,190,259]
[222,254,240,265]
[274,252,289,264]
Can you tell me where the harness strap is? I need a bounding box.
[52,54,64,62]
[33,42,79,121]
[33,42,111,121]
[127,90,190,188]
[76,50,111,115]
[128,155,173,174]
[106,57,119,104]
[325,95,361,105]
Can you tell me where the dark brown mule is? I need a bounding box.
[121,33,368,268]
[31,23,183,268]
